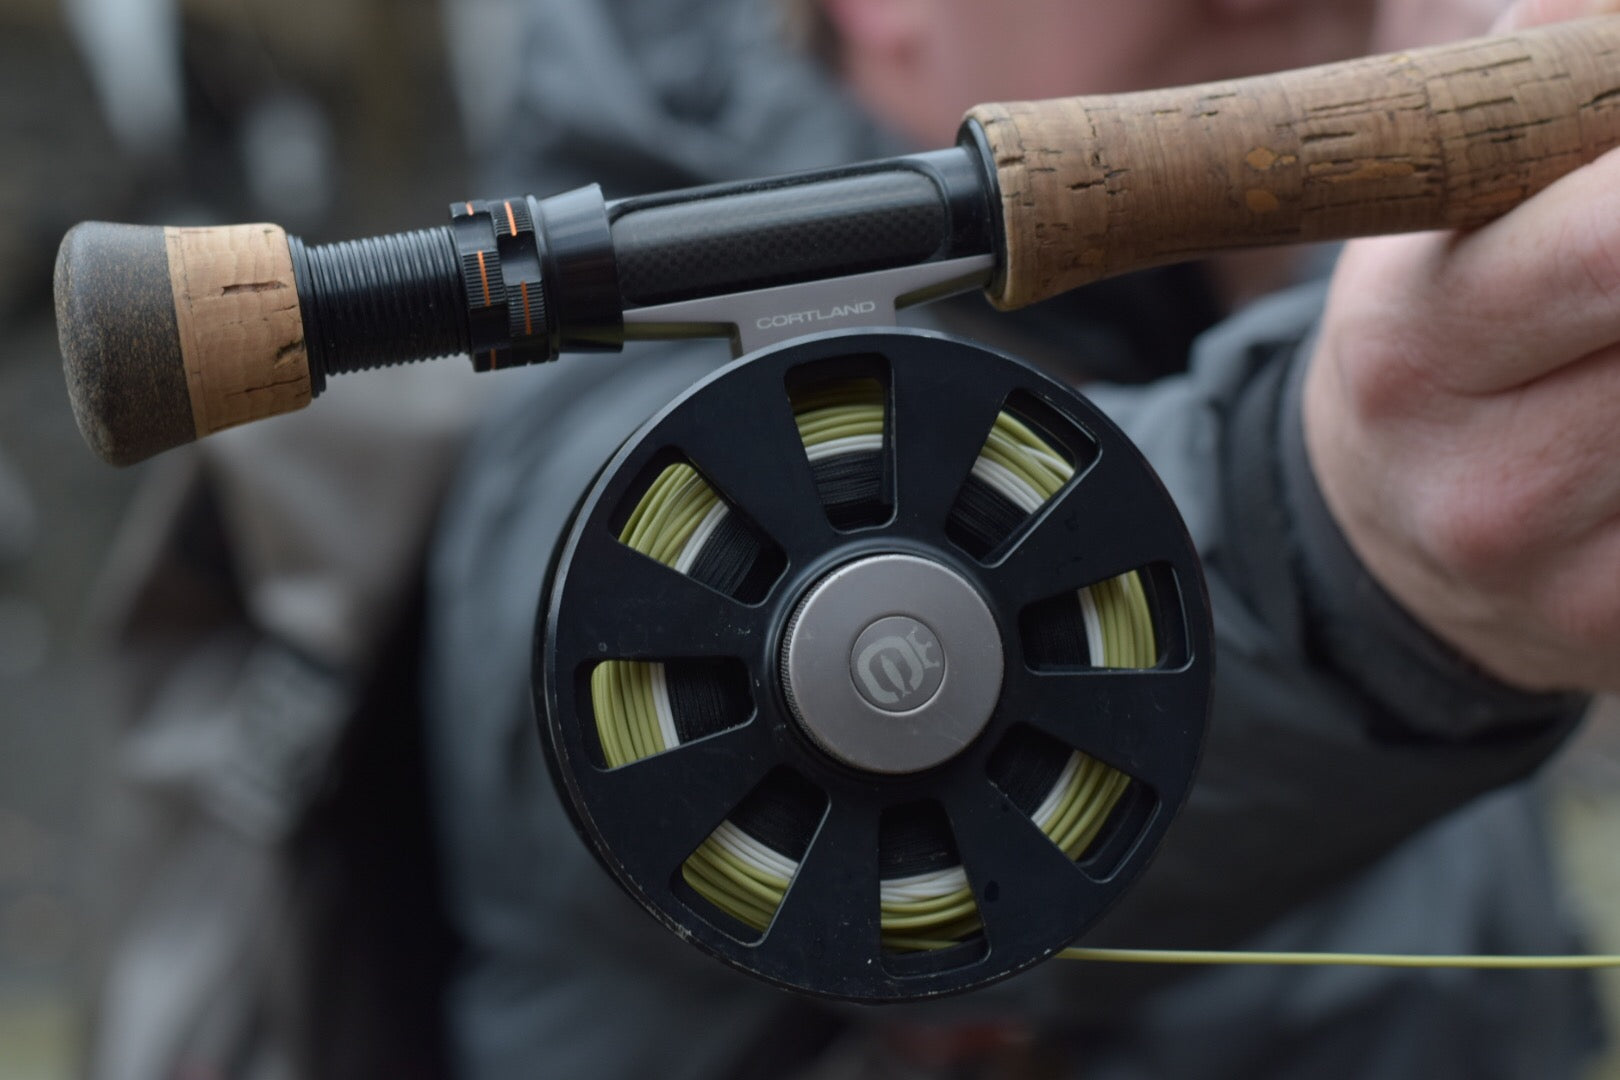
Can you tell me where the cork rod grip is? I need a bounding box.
[55,222,311,465]
[967,16,1620,310]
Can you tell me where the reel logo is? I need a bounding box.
[850,617,946,712]
[755,300,878,331]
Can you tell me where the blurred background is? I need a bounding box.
[0,1,463,1075]
[0,1,1616,1078]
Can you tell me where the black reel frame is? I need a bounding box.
[534,328,1213,1002]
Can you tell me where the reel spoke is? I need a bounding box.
[678,376,836,560]
[889,360,1010,530]
[1015,667,1205,796]
[942,778,1097,950]
[593,722,779,886]
[558,538,764,659]
[765,797,882,961]
[988,447,1182,606]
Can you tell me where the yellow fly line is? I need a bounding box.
[1060,948,1620,970]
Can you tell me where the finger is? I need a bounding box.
[1508,344,1620,534]
[1434,344,1620,562]
[1415,144,1620,393]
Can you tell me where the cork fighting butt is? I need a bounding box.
[55,222,311,466]
[967,16,1620,310]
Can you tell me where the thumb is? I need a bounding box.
[1493,0,1620,31]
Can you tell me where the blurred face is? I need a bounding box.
[926,0,1372,98]
[827,0,1504,145]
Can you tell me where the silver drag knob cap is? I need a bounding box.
[781,554,1003,774]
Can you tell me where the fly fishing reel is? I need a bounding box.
[534,328,1213,1002]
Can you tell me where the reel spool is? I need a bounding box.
[535,328,1213,1002]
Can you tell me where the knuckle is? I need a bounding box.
[1555,200,1620,304]
[1323,320,1440,425]
[1413,472,1536,582]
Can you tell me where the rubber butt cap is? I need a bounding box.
[55,222,194,466]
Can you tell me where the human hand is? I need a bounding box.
[1303,0,1620,694]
